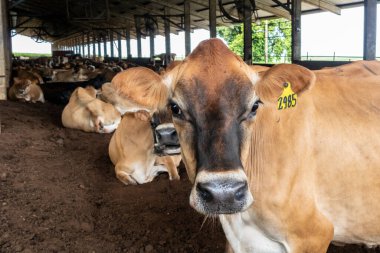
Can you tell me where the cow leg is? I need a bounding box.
[115,163,137,185]
[287,211,334,253]
[147,165,167,181]
[155,156,180,180]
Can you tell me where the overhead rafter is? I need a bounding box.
[257,0,292,19]
[302,0,341,15]
[148,0,214,30]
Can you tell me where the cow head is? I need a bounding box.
[100,67,180,153]
[163,39,315,215]
[75,86,121,133]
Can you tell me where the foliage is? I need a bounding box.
[13,52,52,58]
[217,19,292,63]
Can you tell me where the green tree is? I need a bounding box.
[217,19,291,63]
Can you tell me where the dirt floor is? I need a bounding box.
[0,100,379,253]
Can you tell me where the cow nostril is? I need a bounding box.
[234,182,247,201]
[156,132,162,140]
[197,183,213,202]
[170,130,177,139]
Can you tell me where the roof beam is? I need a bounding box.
[256,0,292,19]
[10,0,27,9]
[302,0,341,15]
[109,1,185,33]
[148,0,212,30]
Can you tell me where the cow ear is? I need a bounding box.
[255,64,316,103]
[162,61,186,94]
[77,87,95,104]
[99,82,117,104]
[135,110,151,122]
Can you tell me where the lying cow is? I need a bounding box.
[8,77,45,103]
[163,38,380,252]
[109,110,181,185]
[102,67,181,185]
[61,86,121,133]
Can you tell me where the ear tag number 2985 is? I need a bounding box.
[277,82,297,110]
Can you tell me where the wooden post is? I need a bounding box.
[291,0,301,62]
[87,33,91,58]
[97,37,101,57]
[150,30,155,60]
[110,30,114,58]
[265,20,268,63]
[126,24,131,58]
[117,31,122,60]
[209,0,217,38]
[82,33,85,57]
[0,0,11,100]
[164,8,171,65]
[104,32,108,58]
[243,0,252,64]
[184,0,191,56]
[125,23,132,59]
[364,0,377,60]
[92,34,96,58]
[136,18,142,57]
[76,38,80,54]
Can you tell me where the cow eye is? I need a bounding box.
[170,102,182,117]
[248,100,262,119]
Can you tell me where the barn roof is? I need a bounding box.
[9,0,364,45]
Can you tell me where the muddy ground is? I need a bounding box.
[0,100,378,253]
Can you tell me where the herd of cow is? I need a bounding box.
[7,38,380,252]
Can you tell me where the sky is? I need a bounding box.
[11,5,380,58]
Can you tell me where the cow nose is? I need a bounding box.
[155,127,179,145]
[196,180,248,210]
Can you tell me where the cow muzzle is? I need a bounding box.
[190,170,253,215]
[153,123,181,156]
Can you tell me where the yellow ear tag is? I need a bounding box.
[277,82,297,110]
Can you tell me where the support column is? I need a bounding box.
[76,38,80,54]
[136,18,142,57]
[92,34,96,58]
[82,33,85,57]
[265,20,268,63]
[243,0,252,64]
[87,33,91,58]
[103,32,108,58]
[110,30,114,58]
[117,31,122,60]
[150,30,155,60]
[184,0,191,56]
[0,0,11,99]
[364,0,377,60]
[126,24,131,58]
[291,0,301,62]
[209,0,217,38]
[164,9,171,66]
[97,37,101,57]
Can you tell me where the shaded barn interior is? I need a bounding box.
[0,0,380,252]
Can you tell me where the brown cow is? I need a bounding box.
[163,38,380,252]
[109,110,181,185]
[103,67,182,185]
[8,77,45,103]
[316,60,380,77]
[61,86,121,133]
